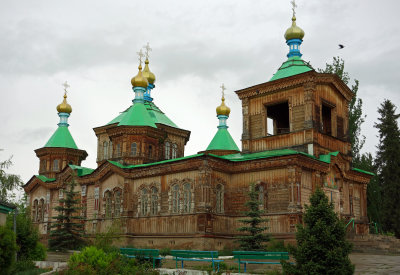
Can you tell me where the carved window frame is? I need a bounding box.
[215,184,224,214]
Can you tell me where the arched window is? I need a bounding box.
[116,144,121,157]
[53,159,59,171]
[172,144,177,159]
[172,185,180,213]
[183,183,191,213]
[39,199,45,222]
[103,141,108,159]
[114,190,121,217]
[216,184,224,213]
[165,142,171,159]
[141,189,148,216]
[255,184,267,210]
[148,145,153,158]
[109,141,113,158]
[33,199,38,222]
[131,142,137,156]
[150,187,158,215]
[105,191,112,218]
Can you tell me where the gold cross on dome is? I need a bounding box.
[291,0,297,16]
[137,49,145,66]
[62,81,70,94]
[220,83,226,98]
[143,42,152,59]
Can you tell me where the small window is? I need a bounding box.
[148,145,153,158]
[53,159,59,171]
[114,191,121,217]
[183,183,191,213]
[109,141,113,158]
[150,187,158,215]
[116,144,121,157]
[172,144,177,159]
[39,199,45,222]
[266,102,289,135]
[33,199,38,222]
[349,195,353,216]
[141,189,148,216]
[131,143,137,156]
[172,185,180,213]
[103,141,108,159]
[105,191,112,218]
[216,184,224,213]
[322,104,332,135]
[165,142,171,159]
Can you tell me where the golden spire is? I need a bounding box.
[142,42,156,85]
[284,0,305,40]
[216,83,231,116]
[57,82,72,113]
[131,49,149,88]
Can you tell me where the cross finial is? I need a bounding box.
[62,81,70,94]
[291,0,297,16]
[143,42,152,59]
[137,49,145,66]
[220,83,226,99]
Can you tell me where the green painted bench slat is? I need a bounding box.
[233,251,289,273]
[171,250,222,272]
[120,248,161,268]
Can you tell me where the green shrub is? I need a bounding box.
[92,220,121,253]
[66,246,158,275]
[159,247,171,256]
[266,239,288,252]
[218,248,233,256]
[12,259,36,272]
[0,225,17,275]
[6,206,46,261]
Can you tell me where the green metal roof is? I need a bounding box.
[118,102,157,128]
[44,126,78,149]
[318,151,340,163]
[108,101,179,129]
[69,164,95,177]
[35,175,56,182]
[352,167,375,176]
[270,56,314,81]
[206,128,239,151]
[145,101,179,128]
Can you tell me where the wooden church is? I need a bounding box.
[24,8,372,249]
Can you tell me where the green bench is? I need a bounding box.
[233,251,289,273]
[120,248,161,268]
[171,250,223,272]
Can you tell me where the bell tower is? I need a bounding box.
[235,4,353,160]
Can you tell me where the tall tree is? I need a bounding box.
[356,153,382,232]
[319,57,365,165]
[374,99,400,237]
[282,188,354,275]
[49,179,86,250]
[237,183,270,251]
[0,152,22,202]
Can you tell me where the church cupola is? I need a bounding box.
[204,84,239,156]
[142,43,156,102]
[35,82,87,178]
[284,14,305,58]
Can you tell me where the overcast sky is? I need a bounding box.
[1,0,399,183]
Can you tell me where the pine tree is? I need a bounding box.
[374,99,400,237]
[49,180,86,251]
[282,188,354,275]
[237,183,269,251]
[319,57,365,165]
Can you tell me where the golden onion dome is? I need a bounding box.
[284,16,305,40]
[216,97,230,116]
[56,93,72,114]
[131,64,149,88]
[142,58,156,85]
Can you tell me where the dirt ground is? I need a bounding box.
[162,253,400,274]
[350,253,400,275]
